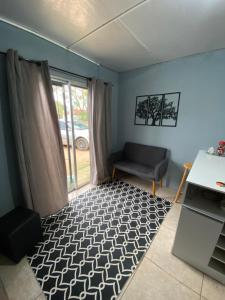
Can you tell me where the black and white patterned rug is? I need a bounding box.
[28,180,171,300]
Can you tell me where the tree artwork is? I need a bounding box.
[136,98,149,125]
[162,97,177,122]
[148,96,163,126]
[135,92,180,127]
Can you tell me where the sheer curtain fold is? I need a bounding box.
[88,79,112,185]
[6,49,68,217]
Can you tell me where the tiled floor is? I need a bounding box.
[0,175,225,300]
[0,256,45,300]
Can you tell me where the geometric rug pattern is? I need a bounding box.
[27,180,171,300]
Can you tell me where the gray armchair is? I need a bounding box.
[110,142,169,196]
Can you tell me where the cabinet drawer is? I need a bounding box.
[172,206,223,268]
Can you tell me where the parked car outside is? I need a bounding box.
[58,119,89,151]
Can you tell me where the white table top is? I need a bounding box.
[187,150,225,193]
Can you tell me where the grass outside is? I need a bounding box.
[64,146,90,190]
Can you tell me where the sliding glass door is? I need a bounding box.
[52,79,90,192]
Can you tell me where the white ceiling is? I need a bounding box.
[1,0,225,72]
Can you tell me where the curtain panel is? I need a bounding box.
[6,49,68,217]
[88,79,112,185]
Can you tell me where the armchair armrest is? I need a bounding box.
[109,151,123,165]
[154,158,169,181]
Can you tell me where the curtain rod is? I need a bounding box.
[49,66,91,81]
[0,50,112,85]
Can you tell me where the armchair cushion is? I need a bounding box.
[114,160,154,180]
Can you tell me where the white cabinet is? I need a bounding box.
[172,151,225,284]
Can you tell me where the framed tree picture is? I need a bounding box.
[134,92,180,127]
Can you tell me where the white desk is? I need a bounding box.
[173,150,225,284]
[187,150,225,193]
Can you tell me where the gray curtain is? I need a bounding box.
[6,49,68,217]
[88,79,112,185]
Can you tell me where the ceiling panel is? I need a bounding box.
[0,0,143,46]
[71,20,158,71]
[120,0,225,63]
[1,0,225,71]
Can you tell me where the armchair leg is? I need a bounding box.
[112,167,116,179]
[152,180,156,197]
[160,178,163,188]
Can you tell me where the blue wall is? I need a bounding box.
[118,49,225,189]
[1,20,225,215]
[0,21,119,216]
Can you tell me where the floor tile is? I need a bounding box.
[0,255,42,300]
[121,258,200,300]
[146,226,203,293]
[202,275,225,300]
[36,292,46,300]
[0,277,8,300]
[161,202,181,231]
[117,271,136,300]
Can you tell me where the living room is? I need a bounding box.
[0,1,225,300]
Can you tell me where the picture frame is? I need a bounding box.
[134,92,180,127]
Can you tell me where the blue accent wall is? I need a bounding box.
[118,50,225,189]
[0,21,119,216]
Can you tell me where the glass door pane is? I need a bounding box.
[52,80,90,192]
[52,82,76,192]
[71,85,90,187]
